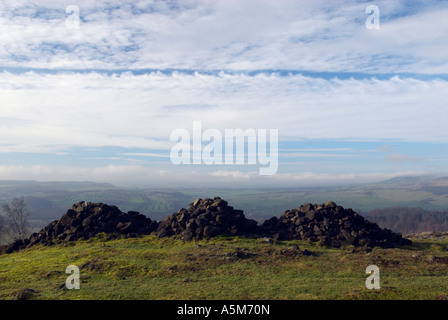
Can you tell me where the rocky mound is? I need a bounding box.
[1,199,413,254]
[2,202,158,253]
[155,197,259,240]
[261,201,412,248]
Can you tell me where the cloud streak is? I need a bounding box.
[1,71,447,155]
[0,0,448,73]
[0,164,429,188]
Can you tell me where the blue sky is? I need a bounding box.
[0,0,447,187]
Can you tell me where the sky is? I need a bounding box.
[0,0,447,188]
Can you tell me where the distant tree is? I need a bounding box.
[367,207,448,234]
[0,214,5,242]
[2,198,30,241]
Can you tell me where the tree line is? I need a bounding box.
[366,207,448,234]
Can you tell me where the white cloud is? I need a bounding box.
[385,153,427,164]
[281,152,357,159]
[208,170,252,180]
[0,164,430,188]
[120,152,170,158]
[0,0,447,73]
[0,71,447,155]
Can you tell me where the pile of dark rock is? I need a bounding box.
[155,197,259,241]
[1,198,412,254]
[260,201,412,248]
[1,202,158,253]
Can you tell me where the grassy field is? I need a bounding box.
[1,234,447,300]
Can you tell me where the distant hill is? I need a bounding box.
[0,175,447,235]
[0,180,115,190]
[0,181,194,227]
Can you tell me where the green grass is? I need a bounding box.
[1,235,447,300]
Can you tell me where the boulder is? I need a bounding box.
[13,288,36,300]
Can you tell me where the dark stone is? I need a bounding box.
[59,214,73,227]
[301,203,314,212]
[301,249,313,256]
[195,226,204,235]
[66,234,77,242]
[195,217,209,227]
[325,201,337,208]
[120,222,136,233]
[242,219,258,232]
[203,225,221,237]
[340,230,355,244]
[82,217,93,227]
[181,229,194,241]
[305,210,319,221]
[186,220,197,230]
[14,288,36,300]
[5,239,25,254]
[193,198,202,207]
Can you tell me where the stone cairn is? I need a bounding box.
[1,199,412,254]
[260,201,412,248]
[155,197,259,241]
[1,202,158,253]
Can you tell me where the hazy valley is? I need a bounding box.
[1,175,447,238]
